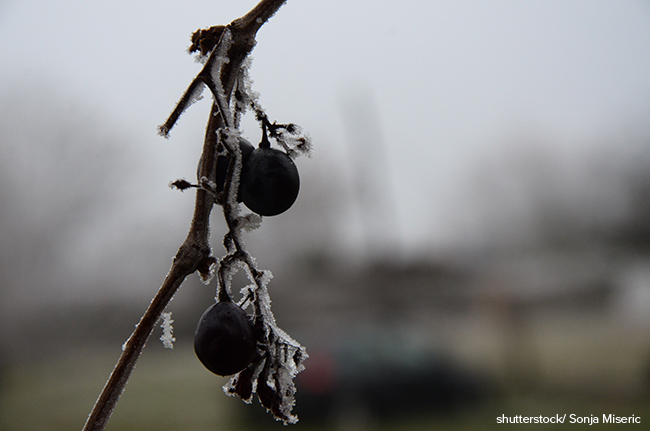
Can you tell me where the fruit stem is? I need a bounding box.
[259,120,271,148]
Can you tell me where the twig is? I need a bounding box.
[81,1,288,430]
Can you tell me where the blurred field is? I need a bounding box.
[2,256,650,431]
[0,343,233,431]
[1,331,649,431]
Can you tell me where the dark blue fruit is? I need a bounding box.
[240,147,300,216]
[215,137,255,195]
[194,301,257,376]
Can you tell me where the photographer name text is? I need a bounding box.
[497,413,641,425]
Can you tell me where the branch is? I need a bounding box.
[81,241,205,431]
[81,1,288,430]
[233,0,287,35]
[159,0,288,139]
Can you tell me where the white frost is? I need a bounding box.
[209,28,234,127]
[159,311,175,349]
[237,213,263,232]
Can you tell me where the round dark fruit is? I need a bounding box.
[194,301,257,376]
[215,137,255,195]
[240,147,300,216]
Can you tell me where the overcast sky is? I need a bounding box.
[2,0,650,268]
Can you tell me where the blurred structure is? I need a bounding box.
[2,89,650,430]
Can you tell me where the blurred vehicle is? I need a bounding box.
[237,326,489,426]
[293,328,487,423]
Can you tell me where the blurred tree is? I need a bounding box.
[0,86,131,361]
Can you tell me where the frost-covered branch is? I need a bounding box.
[81,1,297,430]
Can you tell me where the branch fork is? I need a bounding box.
[81,1,310,429]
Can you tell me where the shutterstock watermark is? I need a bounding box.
[496,414,642,425]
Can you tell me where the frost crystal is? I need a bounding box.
[159,312,175,349]
[220,128,244,219]
[231,56,260,128]
[285,129,314,159]
[236,213,263,232]
[208,28,234,127]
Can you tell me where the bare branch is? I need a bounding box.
[233,0,287,34]
[81,242,204,431]
[82,1,291,430]
[157,78,205,138]
[159,0,288,138]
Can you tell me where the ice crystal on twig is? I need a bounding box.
[159,312,175,349]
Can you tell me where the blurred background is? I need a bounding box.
[2,0,650,430]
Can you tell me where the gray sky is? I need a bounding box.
[2,0,650,264]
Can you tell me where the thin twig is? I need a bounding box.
[81,1,288,430]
